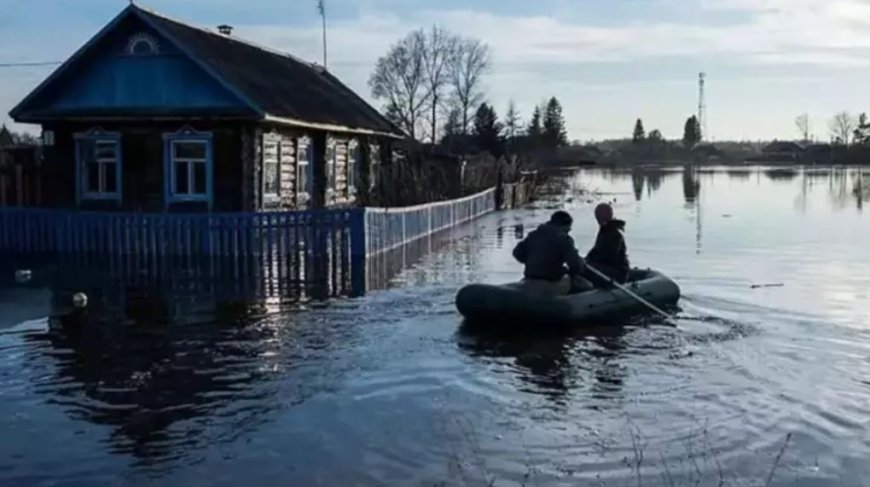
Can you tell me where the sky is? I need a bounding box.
[2,0,870,142]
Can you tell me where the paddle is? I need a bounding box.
[584,264,680,327]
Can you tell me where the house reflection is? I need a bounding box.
[21,256,359,466]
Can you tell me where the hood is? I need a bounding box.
[602,219,626,231]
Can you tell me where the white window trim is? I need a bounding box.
[325,138,337,202]
[369,144,380,191]
[348,139,359,197]
[162,128,214,208]
[262,133,281,204]
[296,137,312,205]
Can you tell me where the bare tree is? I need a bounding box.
[795,113,810,143]
[369,30,429,140]
[421,25,457,143]
[829,112,856,146]
[449,38,490,135]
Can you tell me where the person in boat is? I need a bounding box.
[512,211,593,295]
[582,203,630,286]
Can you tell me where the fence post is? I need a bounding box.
[349,207,367,297]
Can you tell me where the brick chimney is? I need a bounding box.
[217,24,233,35]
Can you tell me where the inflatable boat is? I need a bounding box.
[455,268,680,325]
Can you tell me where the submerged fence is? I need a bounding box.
[0,188,496,297]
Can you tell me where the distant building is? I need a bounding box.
[9,4,404,211]
[760,141,803,162]
[0,125,13,147]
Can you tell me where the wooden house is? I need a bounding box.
[9,4,404,212]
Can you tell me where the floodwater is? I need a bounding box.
[1,165,869,486]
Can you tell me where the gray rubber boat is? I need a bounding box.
[455,269,681,325]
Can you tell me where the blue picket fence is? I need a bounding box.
[0,187,496,296]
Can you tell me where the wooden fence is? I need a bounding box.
[0,146,41,207]
[1,187,496,297]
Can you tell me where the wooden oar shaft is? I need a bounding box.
[585,265,678,327]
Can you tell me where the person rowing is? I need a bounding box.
[512,204,630,295]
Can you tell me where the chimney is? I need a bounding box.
[217,24,233,35]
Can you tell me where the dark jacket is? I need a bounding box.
[512,222,584,281]
[585,219,630,281]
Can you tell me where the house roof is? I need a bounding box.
[762,141,804,153]
[10,5,404,139]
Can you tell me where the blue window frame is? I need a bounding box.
[163,128,213,209]
[74,129,122,204]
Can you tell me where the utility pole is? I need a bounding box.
[317,0,328,69]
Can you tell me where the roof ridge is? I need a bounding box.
[132,4,325,72]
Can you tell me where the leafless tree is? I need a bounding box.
[449,38,491,135]
[795,113,810,143]
[369,30,429,140]
[422,25,457,144]
[829,112,856,146]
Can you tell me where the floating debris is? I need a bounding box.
[14,269,32,283]
[750,283,784,289]
[72,292,88,308]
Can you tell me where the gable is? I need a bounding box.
[12,13,251,121]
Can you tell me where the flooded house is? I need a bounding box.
[8,4,405,212]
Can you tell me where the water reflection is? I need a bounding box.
[682,165,701,204]
[764,168,799,181]
[27,281,283,466]
[455,325,630,409]
[630,168,666,201]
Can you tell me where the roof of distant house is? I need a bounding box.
[11,5,404,138]
[762,141,804,153]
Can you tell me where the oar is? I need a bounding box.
[584,264,680,327]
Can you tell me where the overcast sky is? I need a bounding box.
[2,0,869,141]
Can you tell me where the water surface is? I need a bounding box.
[1,165,869,486]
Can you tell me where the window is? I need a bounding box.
[348,140,359,195]
[369,144,380,191]
[163,129,213,207]
[296,138,313,199]
[75,130,121,202]
[326,141,337,190]
[262,135,280,201]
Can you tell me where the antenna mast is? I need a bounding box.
[317,0,328,69]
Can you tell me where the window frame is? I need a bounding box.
[261,132,281,205]
[347,139,359,197]
[325,138,337,202]
[369,144,380,191]
[163,128,214,209]
[296,136,313,204]
[74,129,122,204]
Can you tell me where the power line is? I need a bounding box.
[0,61,62,68]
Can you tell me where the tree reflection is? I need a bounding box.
[682,165,700,204]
